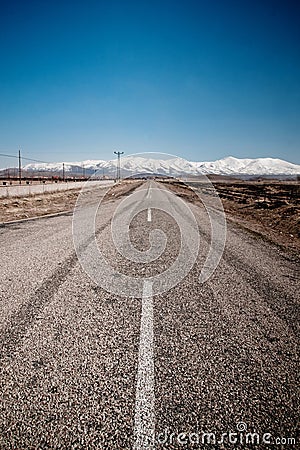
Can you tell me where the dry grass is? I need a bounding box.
[161,179,300,254]
[0,190,79,223]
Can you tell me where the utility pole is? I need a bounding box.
[62,162,65,182]
[18,149,22,184]
[114,151,124,181]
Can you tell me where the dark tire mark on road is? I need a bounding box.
[0,220,110,361]
[196,219,299,335]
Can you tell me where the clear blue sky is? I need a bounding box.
[0,0,299,165]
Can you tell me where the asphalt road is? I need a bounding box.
[0,181,298,449]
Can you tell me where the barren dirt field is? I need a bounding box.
[164,179,300,254]
[213,182,299,251]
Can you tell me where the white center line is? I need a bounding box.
[146,185,151,199]
[133,280,155,449]
[147,208,152,222]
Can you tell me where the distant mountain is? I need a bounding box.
[22,155,300,177]
[192,156,300,176]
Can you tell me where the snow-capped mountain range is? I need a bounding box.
[23,156,300,177]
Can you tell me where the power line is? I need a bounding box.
[0,153,18,159]
[0,152,50,164]
[0,151,64,181]
[22,156,50,164]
